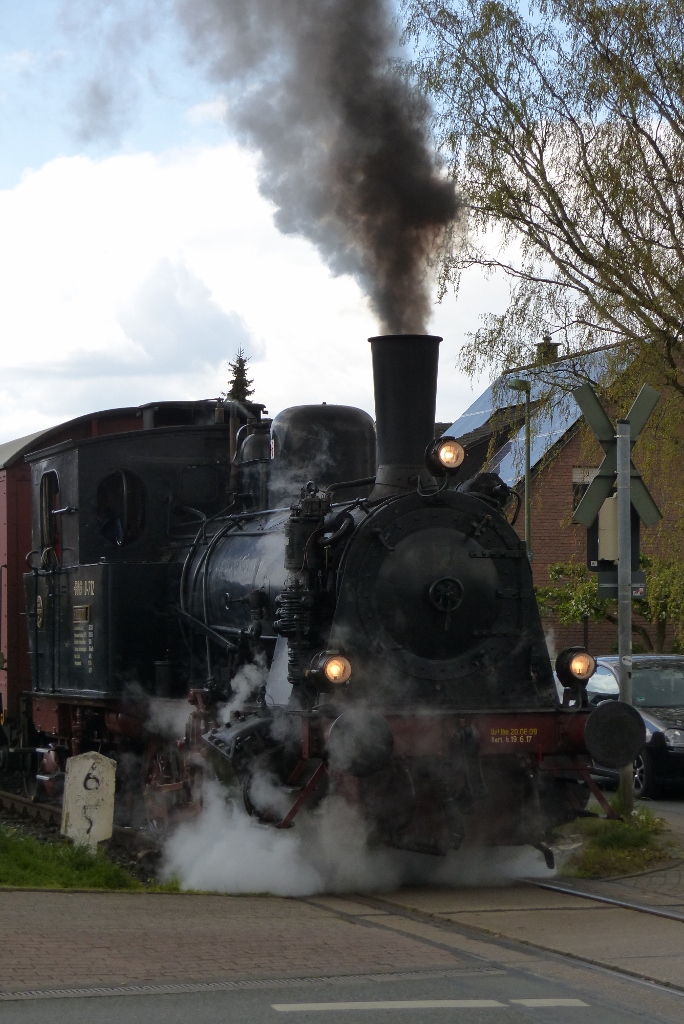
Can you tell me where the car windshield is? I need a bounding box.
[632,663,684,707]
[586,666,619,704]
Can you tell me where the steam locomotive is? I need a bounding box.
[18,334,645,863]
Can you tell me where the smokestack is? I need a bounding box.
[369,334,441,500]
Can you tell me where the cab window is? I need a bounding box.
[96,470,146,547]
[40,471,61,555]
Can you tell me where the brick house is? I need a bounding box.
[444,355,671,657]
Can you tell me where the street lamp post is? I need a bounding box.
[509,379,532,560]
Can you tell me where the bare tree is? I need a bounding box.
[403,0,684,393]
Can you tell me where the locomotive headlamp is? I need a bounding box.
[426,436,466,474]
[569,651,596,680]
[437,439,465,469]
[324,655,352,684]
[309,651,352,685]
[555,646,597,688]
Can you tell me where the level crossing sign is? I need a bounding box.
[571,384,661,599]
[572,384,661,529]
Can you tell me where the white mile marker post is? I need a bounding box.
[61,752,116,850]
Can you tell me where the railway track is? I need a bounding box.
[2,785,682,924]
[0,786,158,855]
[0,787,62,826]
[533,877,684,923]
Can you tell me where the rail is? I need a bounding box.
[0,787,157,853]
[532,878,684,924]
[2,785,682,919]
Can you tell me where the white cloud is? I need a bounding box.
[185,96,228,125]
[1,47,67,77]
[2,50,40,73]
[0,142,503,442]
[117,257,258,372]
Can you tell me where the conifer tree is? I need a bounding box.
[223,348,255,402]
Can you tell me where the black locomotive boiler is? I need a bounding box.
[21,335,644,861]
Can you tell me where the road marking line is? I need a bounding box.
[510,999,589,1007]
[271,1000,507,1011]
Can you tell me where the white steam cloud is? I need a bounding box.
[162,783,554,896]
[219,655,269,723]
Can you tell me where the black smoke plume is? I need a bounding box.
[177,0,460,333]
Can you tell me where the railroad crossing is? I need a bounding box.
[572,383,661,530]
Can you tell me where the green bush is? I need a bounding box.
[564,804,669,878]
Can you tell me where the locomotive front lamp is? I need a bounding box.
[569,651,597,681]
[324,655,352,684]
[437,439,465,469]
[555,647,597,688]
[426,437,466,473]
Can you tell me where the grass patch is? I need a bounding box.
[0,824,192,892]
[563,803,673,878]
[0,824,144,890]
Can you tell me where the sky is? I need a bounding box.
[0,0,507,443]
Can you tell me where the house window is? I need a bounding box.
[572,467,598,510]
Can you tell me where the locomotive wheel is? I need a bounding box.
[142,742,187,838]
[538,774,590,832]
[358,759,416,838]
[243,747,327,824]
[22,772,50,804]
[24,747,66,805]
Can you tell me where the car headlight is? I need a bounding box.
[664,728,684,749]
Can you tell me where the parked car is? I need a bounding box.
[583,656,684,797]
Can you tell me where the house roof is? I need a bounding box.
[444,346,620,487]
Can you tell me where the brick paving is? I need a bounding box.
[0,891,462,993]
[378,883,684,988]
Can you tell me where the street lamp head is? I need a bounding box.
[508,378,531,393]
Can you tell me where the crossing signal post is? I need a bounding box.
[572,384,661,813]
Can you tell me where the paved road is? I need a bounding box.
[1,792,683,1023]
[1,887,683,1023]
[1,968,680,1024]
[650,796,684,838]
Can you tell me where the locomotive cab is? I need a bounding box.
[23,403,265,731]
